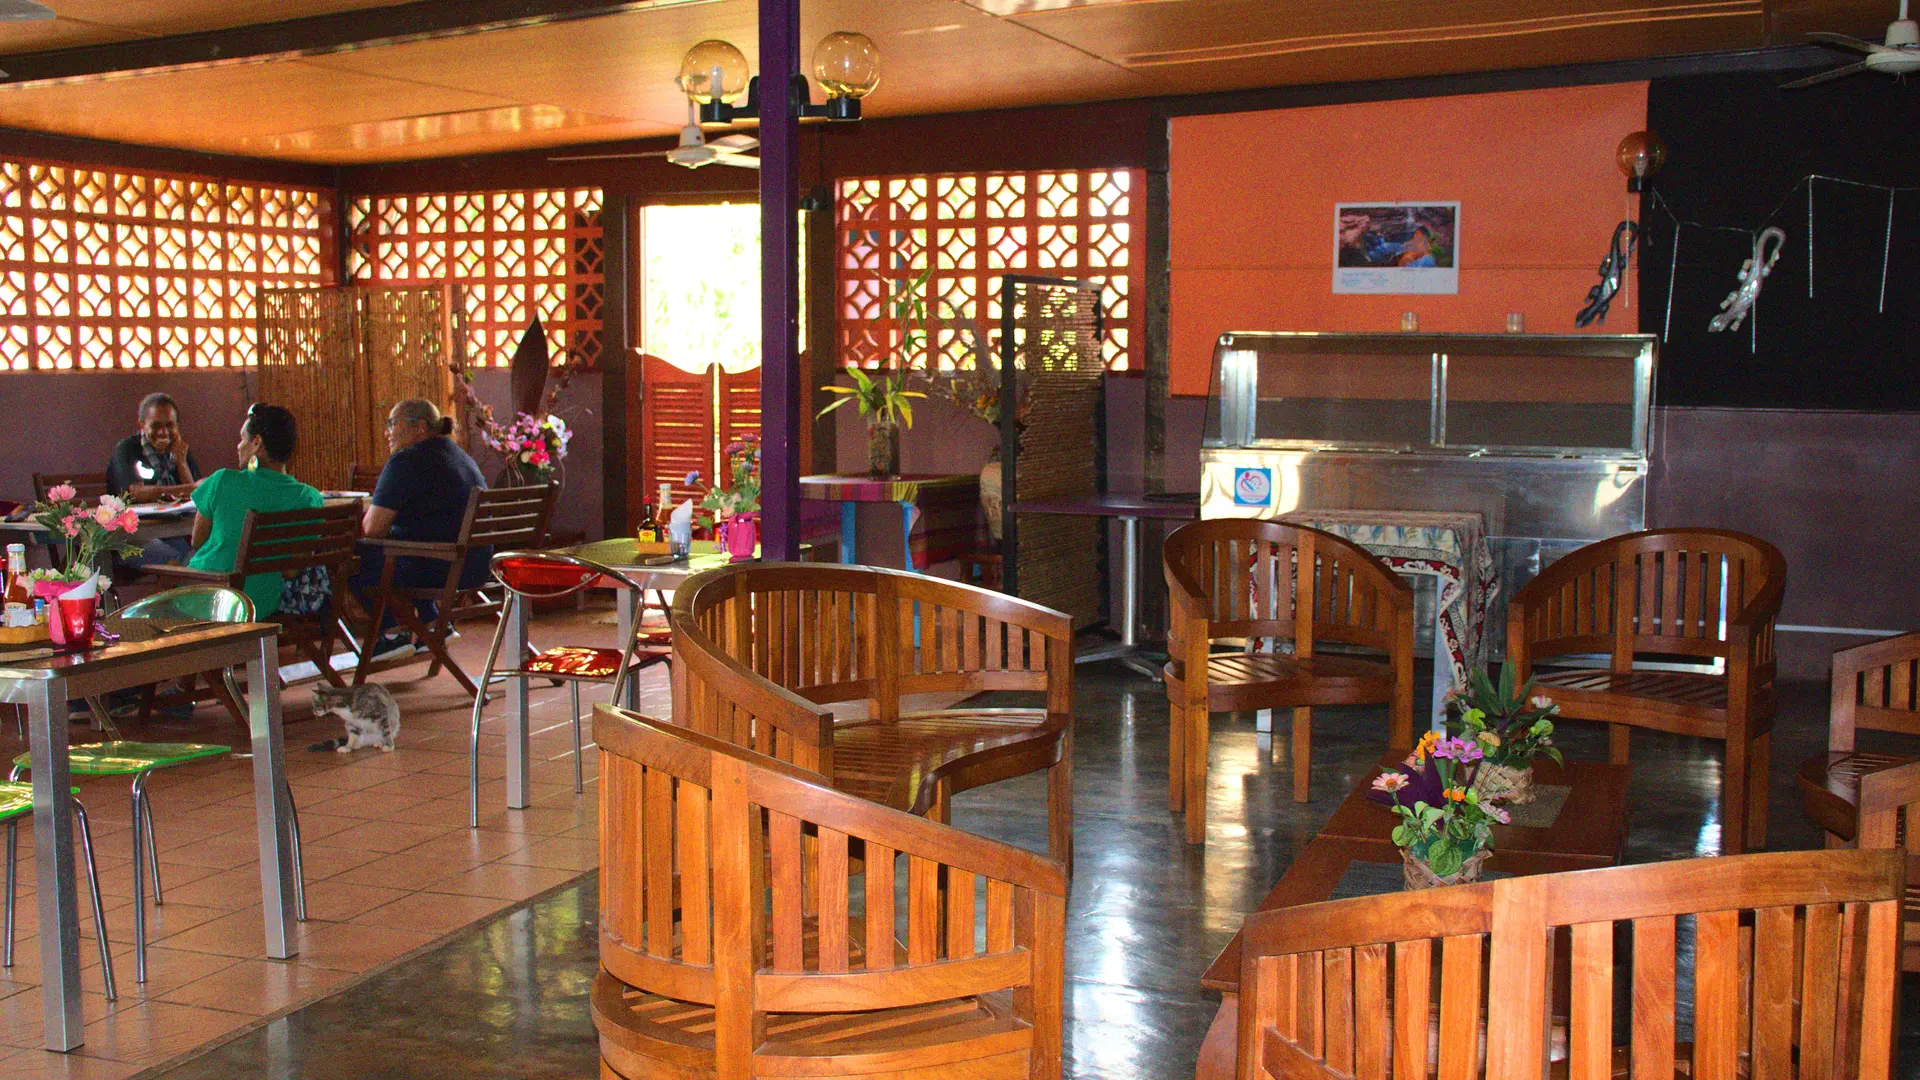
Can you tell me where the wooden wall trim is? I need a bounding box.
[0,126,335,188]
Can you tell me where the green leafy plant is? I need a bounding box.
[1445,660,1563,770]
[817,363,927,429]
[1371,731,1509,878]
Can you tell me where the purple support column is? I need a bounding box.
[759,0,802,560]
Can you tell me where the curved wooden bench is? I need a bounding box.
[1235,848,1903,1080]
[593,706,1066,1080]
[670,562,1075,868]
[1163,519,1415,842]
[1510,527,1785,854]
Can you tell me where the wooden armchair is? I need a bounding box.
[1509,528,1785,854]
[1162,519,1414,839]
[346,463,384,494]
[1237,848,1903,1080]
[1798,631,1920,847]
[593,706,1066,1080]
[670,562,1075,869]
[353,484,555,695]
[147,503,364,694]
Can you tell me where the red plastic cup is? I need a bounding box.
[54,593,97,649]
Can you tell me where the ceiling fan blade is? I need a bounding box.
[715,155,761,169]
[0,0,54,21]
[1807,31,1882,53]
[711,134,759,151]
[1780,60,1871,88]
[546,150,671,162]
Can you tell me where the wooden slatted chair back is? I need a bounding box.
[1514,528,1785,672]
[233,503,360,581]
[461,484,557,551]
[1239,849,1905,1080]
[347,463,384,494]
[33,471,109,502]
[1829,631,1920,750]
[594,705,1067,1079]
[1163,518,1409,657]
[673,561,1072,730]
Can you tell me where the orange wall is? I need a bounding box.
[1169,82,1648,396]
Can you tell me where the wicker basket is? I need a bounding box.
[1474,762,1537,805]
[0,622,50,647]
[1402,847,1491,890]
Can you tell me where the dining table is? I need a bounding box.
[0,620,297,1052]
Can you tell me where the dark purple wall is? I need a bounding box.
[0,370,252,498]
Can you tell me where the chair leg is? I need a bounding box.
[569,682,583,795]
[1047,729,1073,876]
[138,778,162,906]
[1608,723,1632,765]
[3,820,14,970]
[1291,706,1313,804]
[1185,704,1209,845]
[1746,729,1772,852]
[72,798,115,1002]
[128,777,147,985]
[1166,699,1185,815]
[284,780,307,922]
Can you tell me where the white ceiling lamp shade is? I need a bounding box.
[0,0,54,21]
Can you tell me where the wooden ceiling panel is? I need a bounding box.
[28,1,413,38]
[235,106,672,163]
[0,60,515,155]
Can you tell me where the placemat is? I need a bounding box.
[1330,859,1511,901]
[1502,784,1573,829]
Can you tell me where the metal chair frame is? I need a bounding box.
[2,789,115,1000]
[467,551,668,827]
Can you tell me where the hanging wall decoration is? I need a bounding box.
[1575,220,1638,327]
[1708,226,1787,338]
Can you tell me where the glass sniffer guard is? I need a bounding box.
[1199,332,1657,659]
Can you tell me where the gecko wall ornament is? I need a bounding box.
[1708,226,1786,334]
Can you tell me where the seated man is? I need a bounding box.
[106,392,202,567]
[353,398,489,655]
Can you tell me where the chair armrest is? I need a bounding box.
[145,564,233,586]
[357,537,460,560]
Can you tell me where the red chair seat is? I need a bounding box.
[525,646,626,679]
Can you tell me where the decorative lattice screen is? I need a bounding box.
[999,277,1106,629]
[346,188,603,369]
[0,158,331,371]
[257,284,461,490]
[836,169,1142,374]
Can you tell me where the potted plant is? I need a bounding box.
[1445,661,1563,804]
[818,363,925,479]
[1371,731,1510,889]
[685,434,761,561]
[28,484,141,641]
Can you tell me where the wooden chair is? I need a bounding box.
[148,503,365,691]
[592,706,1066,1080]
[671,562,1075,869]
[32,471,109,501]
[1509,528,1785,854]
[1798,631,1920,847]
[346,463,384,494]
[1162,519,1414,839]
[354,484,555,696]
[1236,848,1904,1080]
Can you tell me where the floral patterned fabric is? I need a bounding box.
[1281,509,1498,691]
[524,646,624,679]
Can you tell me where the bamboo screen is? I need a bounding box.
[1000,277,1105,629]
[0,158,331,370]
[256,284,460,490]
[836,169,1142,374]
[346,188,603,370]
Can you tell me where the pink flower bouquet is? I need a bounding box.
[30,485,141,589]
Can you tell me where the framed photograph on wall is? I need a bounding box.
[1333,201,1459,294]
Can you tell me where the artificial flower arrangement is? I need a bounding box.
[1445,661,1562,804]
[29,483,140,589]
[481,411,571,485]
[1370,729,1511,889]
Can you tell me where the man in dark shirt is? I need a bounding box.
[106,392,202,566]
[353,398,488,654]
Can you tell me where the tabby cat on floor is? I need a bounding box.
[308,684,402,752]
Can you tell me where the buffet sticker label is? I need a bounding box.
[1232,467,1274,507]
[1333,201,1460,295]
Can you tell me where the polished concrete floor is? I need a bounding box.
[144,660,1920,1080]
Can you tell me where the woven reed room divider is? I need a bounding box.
[257,284,462,490]
[998,275,1105,629]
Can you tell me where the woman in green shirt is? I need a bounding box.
[187,404,324,616]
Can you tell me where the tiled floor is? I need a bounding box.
[0,604,659,1076]
[135,658,1920,1080]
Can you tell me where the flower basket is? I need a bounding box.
[1473,761,1536,805]
[1403,847,1491,890]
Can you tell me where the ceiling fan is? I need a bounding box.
[1781,0,1920,87]
[549,101,759,170]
